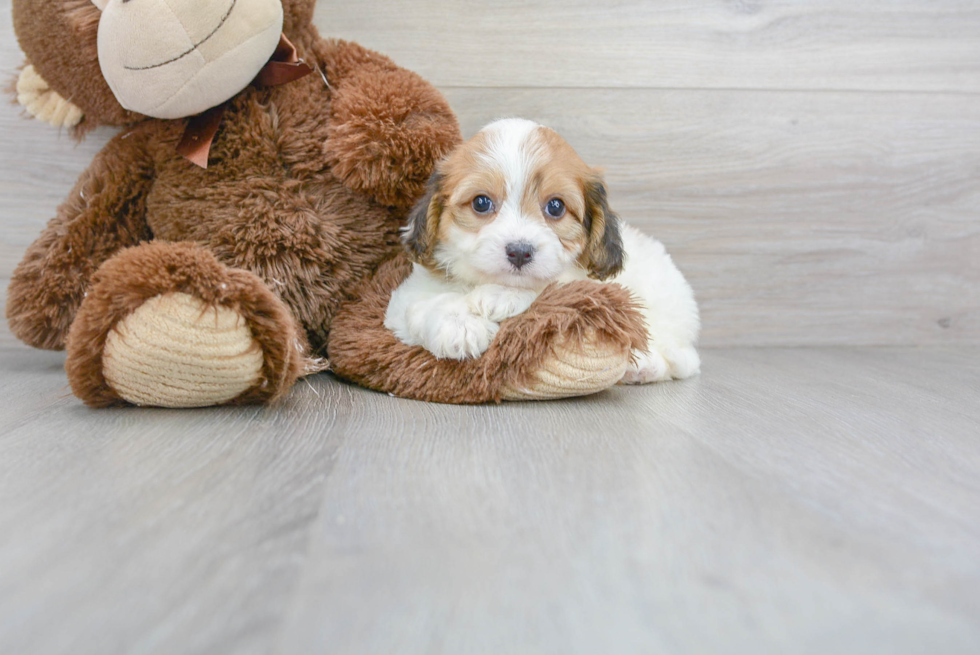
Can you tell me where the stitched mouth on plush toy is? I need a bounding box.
[124,0,238,71]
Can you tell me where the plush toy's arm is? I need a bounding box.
[6,129,154,350]
[313,39,462,211]
[328,255,649,403]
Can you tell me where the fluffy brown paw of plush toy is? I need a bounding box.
[64,242,310,408]
[7,0,644,407]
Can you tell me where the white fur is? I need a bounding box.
[385,119,701,383]
[385,266,539,360]
[564,224,701,382]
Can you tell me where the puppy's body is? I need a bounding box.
[385,119,700,383]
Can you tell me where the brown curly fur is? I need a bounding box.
[6,0,462,406]
[6,13,461,353]
[328,254,649,404]
[6,129,155,349]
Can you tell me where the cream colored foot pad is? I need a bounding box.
[103,293,263,408]
[500,331,630,401]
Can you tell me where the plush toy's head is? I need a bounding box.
[95,0,283,119]
[12,0,317,129]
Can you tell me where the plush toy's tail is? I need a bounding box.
[328,254,648,404]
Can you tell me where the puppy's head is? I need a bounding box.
[403,118,624,288]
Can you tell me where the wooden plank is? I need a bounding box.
[1,346,979,654]
[442,87,980,346]
[273,347,980,654]
[0,347,347,655]
[314,0,980,92]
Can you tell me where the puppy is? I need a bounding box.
[384,118,700,383]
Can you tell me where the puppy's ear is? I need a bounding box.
[581,176,625,280]
[402,171,444,265]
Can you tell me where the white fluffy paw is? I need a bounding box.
[664,345,701,380]
[621,349,669,384]
[466,285,538,322]
[405,298,499,360]
[425,312,499,360]
[620,345,700,385]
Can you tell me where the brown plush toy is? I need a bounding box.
[8,0,646,407]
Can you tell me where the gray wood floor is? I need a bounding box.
[1,345,978,654]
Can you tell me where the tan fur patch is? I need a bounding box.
[525,127,594,256]
[432,130,508,244]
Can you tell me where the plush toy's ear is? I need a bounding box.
[402,171,445,266]
[12,0,140,130]
[580,175,625,280]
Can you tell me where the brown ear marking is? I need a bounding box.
[402,170,444,265]
[581,178,625,280]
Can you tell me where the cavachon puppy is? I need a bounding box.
[384,118,701,384]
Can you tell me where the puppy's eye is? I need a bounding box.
[545,198,566,219]
[472,195,494,215]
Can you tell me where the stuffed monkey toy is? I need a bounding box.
[8,0,646,407]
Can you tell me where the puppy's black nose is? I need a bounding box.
[505,242,535,270]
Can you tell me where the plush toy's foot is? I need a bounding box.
[328,255,648,404]
[500,329,631,400]
[65,242,312,408]
[101,293,265,408]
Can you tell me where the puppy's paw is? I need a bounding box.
[425,311,500,360]
[664,345,701,380]
[466,285,538,322]
[404,299,435,340]
[620,345,700,384]
[621,349,669,385]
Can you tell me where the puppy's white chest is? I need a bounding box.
[557,267,591,285]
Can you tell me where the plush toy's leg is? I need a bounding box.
[497,330,635,401]
[6,130,155,351]
[327,255,649,404]
[65,242,313,408]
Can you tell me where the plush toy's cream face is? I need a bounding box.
[94,0,284,119]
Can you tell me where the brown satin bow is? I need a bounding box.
[176,33,315,169]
